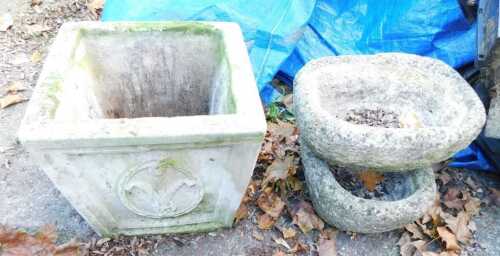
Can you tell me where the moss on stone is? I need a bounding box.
[157,158,178,171]
[46,80,62,118]
[80,22,223,39]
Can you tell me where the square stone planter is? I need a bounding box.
[18,21,266,236]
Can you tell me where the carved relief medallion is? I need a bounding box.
[118,159,203,218]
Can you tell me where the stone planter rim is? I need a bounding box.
[18,21,266,149]
[294,53,486,170]
[295,53,485,142]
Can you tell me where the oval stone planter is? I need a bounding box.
[294,53,486,171]
[301,144,436,233]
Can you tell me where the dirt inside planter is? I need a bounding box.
[330,166,415,201]
[344,108,400,128]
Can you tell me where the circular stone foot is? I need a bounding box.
[301,144,436,233]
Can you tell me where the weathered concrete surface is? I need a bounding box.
[301,144,436,233]
[484,41,500,139]
[485,95,500,138]
[294,53,486,172]
[17,22,266,236]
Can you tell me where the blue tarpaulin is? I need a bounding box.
[102,0,477,103]
[279,0,477,87]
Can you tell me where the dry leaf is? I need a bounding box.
[318,237,336,256]
[0,13,13,32]
[0,94,28,109]
[257,191,285,218]
[36,225,57,244]
[404,223,427,240]
[26,24,51,35]
[398,232,428,256]
[399,112,423,128]
[273,143,288,159]
[262,155,294,186]
[273,237,291,251]
[88,0,105,16]
[290,200,324,234]
[257,213,275,230]
[321,228,337,239]
[358,170,384,192]
[464,197,480,216]
[234,203,248,223]
[4,81,28,94]
[439,210,457,226]
[286,176,303,192]
[96,237,111,247]
[31,51,42,63]
[443,188,465,210]
[425,195,444,226]
[445,211,471,244]
[268,120,296,138]
[31,0,43,6]
[0,225,79,256]
[436,227,460,252]
[244,180,260,203]
[438,172,452,185]
[282,227,296,239]
[416,220,436,238]
[252,230,264,241]
[398,232,417,256]
[290,241,308,253]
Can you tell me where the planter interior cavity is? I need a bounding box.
[18,22,266,236]
[54,23,235,121]
[331,167,415,201]
[77,29,232,119]
[317,73,454,128]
